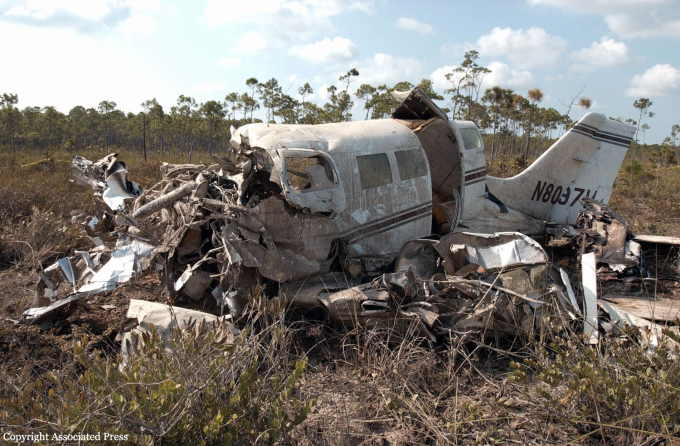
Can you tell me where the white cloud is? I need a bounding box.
[201,0,376,42]
[355,53,424,86]
[587,100,601,109]
[125,0,160,13]
[430,65,456,92]
[394,17,434,35]
[218,57,242,68]
[626,64,680,97]
[193,81,229,96]
[482,62,535,89]
[289,37,359,64]
[476,27,567,69]
[570,37,631,71]
[5,5,31,16]
[18,0,113,20]
[201,0,283,27]
[527,0,680,38]
[0,22,162,112]
[605,11,680,38]
[0,0,163,35]
[234,31,268,53]
[120,14,155,36]
[316,84,330,101]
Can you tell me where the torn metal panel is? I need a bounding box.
[317,285,434,341]
[23,294,83,326]
[279,273,353,308]
[318,285,391,324]
[582,252,599,344]
[71,153,142,212]
[30,240,154,324]
[596,218,628,266]
[633,234,680,245]
[391,87,449,122]
[236,197,339,282]
[71,155,102,188]
[598,300,678,350]
[601,295,680,323]
[559,267,582,316]
[83,214,117,248]
[79,241,153,294]
[120,299,239,363]
[175,265,213,301]
[573,197,644,274]
[435,232,549,272]
[103,160,143,211]
[34,250,107,307]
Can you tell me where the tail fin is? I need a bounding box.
[486,113,636,226]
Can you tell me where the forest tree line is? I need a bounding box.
[1,51,678,166]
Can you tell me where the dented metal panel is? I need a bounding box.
[231,119,432,261]
[435,232,549,271]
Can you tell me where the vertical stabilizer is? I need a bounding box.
[485,113,636,227]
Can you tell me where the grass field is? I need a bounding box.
[0,149,679,445]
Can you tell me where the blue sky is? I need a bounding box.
[0,0,678,143]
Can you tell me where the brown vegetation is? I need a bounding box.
[0,149,679,444]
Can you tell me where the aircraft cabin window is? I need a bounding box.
[459,128,482,150]
[285,156,335,192]
[395,149,428,181]
[356,154,393,190]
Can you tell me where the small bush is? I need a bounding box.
[0,320,314,445]
[511,331,680,443]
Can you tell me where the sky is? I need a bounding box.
[0,0,679,143]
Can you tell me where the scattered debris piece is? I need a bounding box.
[120,299,239,363]
[71,153,142,211]
[573,198,646,276]
[23,294,84,327]
[25,239,153,324]
[633,234,680,246]
[598,300,678,350]
[582,252,599,344]
[601,294,680,323]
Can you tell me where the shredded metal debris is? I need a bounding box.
[19,152,680,352]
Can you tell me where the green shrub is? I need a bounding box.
[0,320,314,445]
[511,330,680,443]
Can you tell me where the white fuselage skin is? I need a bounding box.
[230,112,635,266]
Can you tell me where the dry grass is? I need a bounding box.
[610,163,680,237]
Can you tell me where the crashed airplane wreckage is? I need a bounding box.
[22,88,679,348]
